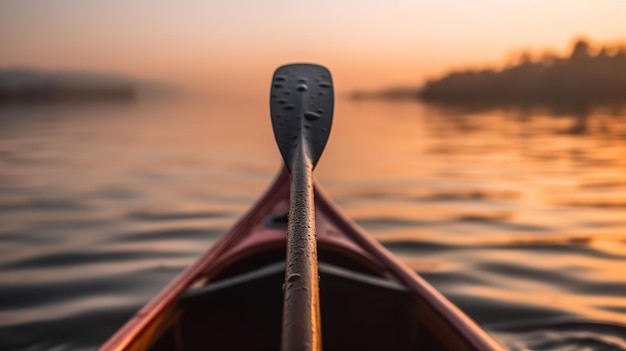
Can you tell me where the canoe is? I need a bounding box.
[98,167,503,351]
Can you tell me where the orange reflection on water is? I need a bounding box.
[468,285,626,325]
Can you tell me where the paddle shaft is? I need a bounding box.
[270,63,332,351]
[281,143,322,351]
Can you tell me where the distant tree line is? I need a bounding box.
[0,84,136,103]
[420,39,626,103]
[0,69,136,104]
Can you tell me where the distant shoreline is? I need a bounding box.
[351,38,626,104]
[0,69,177,104]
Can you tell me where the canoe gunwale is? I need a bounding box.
[313,180,504,351]
[98,170,293,351]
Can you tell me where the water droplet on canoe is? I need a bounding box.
[319,81,331,88]
[316,108,324,114]
[318,91,325,96]
[278,99,286,105]
[298,78,308,83]
[275,75,287,81]
[304,111,321,121]
[284,104,295,110]
[297,84,308,92]
[287,273,301,282]
[273,83,283,88]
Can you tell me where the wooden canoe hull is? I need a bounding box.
[99,168,503,351]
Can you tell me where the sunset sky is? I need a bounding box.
[2,0,626,98]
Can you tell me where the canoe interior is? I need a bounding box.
[146,245,453,351]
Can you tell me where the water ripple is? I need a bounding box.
[491,318,626,351]
[126,210,235,222]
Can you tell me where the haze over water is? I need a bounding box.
[2,1,626,350]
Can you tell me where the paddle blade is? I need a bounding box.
[270,63,334,170]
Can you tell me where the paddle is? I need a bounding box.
[270,63,334,351]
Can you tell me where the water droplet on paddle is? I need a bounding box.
[298,78,308,83]
[319,82,331,88]
[318,91,325,96]
[284,104,295,110]
[284,91,291,95]
[273,83,283,88]
[278,99,286,105]
[304,111,321,121]
[287,273,301,282]
[275,75,287,81]
[297,84,308,92]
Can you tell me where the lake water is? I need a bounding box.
[1,97,625,350]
